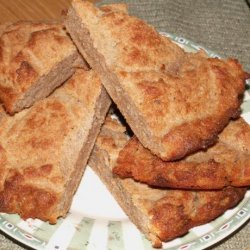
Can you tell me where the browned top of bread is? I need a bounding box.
[0,69,106,223]
[113,118,250,189]
[69,1,246,160]
[0,21,83,114]
[91,116,246,247]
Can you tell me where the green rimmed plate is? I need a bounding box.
[0,33,249,250]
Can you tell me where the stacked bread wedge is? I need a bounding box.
[0,1,249,248]
[89,115,248,247]
[0,21,111,223]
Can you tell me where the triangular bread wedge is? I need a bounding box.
[0,21,87,114]
[0,69,111,223]
[88,115,246,247]
[113,118,250,189]
[66,1,246,161]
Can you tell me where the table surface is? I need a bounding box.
[0,0,95,23]
[0,0,249,250]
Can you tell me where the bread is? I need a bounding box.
[113,118,250,189]
[0,21,87,114]
[66,1,246,161]
[0,69,111,223]
[88,116,246,247]
[0,23,10,37]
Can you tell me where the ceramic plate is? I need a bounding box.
[0,33,249,250]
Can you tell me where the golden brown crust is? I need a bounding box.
[113,118,250,189]
[0,21,86,114]
[149,187,246,242]
[89,115,247,247]
[66,1,246,161]
[0,69,110,223]
[0,171,59,223]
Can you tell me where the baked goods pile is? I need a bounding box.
[0,0,249,248]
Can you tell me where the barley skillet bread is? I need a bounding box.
[0,69,111,223]
[88,116,246,248]
[0,21,87,114]
[66,0,247,161]
[113,118,250,189]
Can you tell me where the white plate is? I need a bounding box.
[0,33,249,250]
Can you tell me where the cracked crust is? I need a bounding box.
[88,116,246,247]
[0,69,111,223]
[0,21,87,114]
[113,118,250,189]
[66,1,247,161]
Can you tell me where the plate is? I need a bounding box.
[0,33,249,250]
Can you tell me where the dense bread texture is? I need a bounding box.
[0,69,111,223]
[66,1,247,161]
[0,21,87,114]
[88,116,246,247]
[113,118,250,189]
